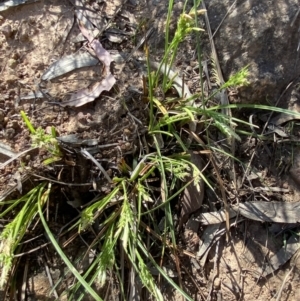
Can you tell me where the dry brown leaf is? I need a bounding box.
[233,201,300,223]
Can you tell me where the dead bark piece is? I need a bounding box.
[233,201,300,223]
[179,152,205,227]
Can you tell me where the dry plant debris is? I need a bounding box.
[0,0,300,300]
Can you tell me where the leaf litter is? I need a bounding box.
[1,0,300,300]
[40,18,116,107]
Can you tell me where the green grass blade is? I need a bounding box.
[37,184,103,301]
[138,240,194,301]
[20,110,36,134]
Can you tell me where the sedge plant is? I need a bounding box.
[0,182,47,288]
[3,1,300,300]
[70,1,300,300]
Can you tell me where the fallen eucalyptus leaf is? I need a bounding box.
[55,21,116,107]
[61,73,116,107]
[260,234,299,277]
[233,201,300,223]
[195,201,300,224]
[41,52,99,81]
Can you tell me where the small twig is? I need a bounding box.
[14,242,51,257]
[180,263,206,300]
[42,254,59,299]
[21,259,29,301]
[210,155,231,242]
[290,6,300,27]
[206,240,220,301]
[0,147,38,169]
[30,173,92,186]
[274,266,294,301]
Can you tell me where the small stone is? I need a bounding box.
[282,182,289,189]
[6,120,19,130]
[6,74,18,84]
[43,115,53,123]
[19,32,29,42]
[11,52,20,60]
[7,58,18,69]
[28,17,36,25]
[214,277,221,289]
[5,128,15,139]
[45,126,53,135]
[1,25,13,39]
[186,65,193,73]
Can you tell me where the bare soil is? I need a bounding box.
[1,1,300,300]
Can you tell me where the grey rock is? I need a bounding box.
[206,0,300,104]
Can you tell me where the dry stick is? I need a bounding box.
[0,147,39,169]
[14,242,51,257]
[30,173,92,186]
[202,1,237,241]
[180,264,206,301]
[290,6,300,27]
[59,14,76,56]
[210,156,230,242]
[169,251,184,301]
[274,266,295,301]
[202,1,236,157]
[21,259,29,301]
[42,254,59,299]
[206,240,220,301]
